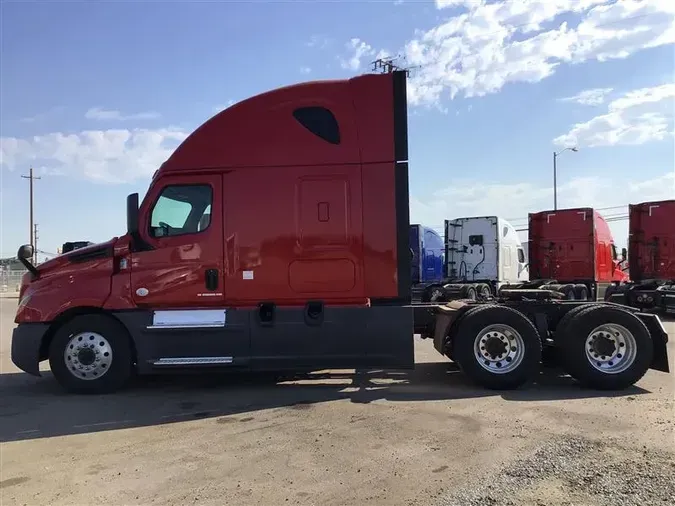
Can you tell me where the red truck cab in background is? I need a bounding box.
[528,207,628,300]
[606,199,675,315]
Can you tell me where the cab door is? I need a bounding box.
[130,174,224,307]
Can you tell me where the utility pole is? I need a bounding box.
[33,224,39,265]
[21,167,41,259]
[553,152,557,211]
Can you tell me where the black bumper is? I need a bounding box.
[11,323,50,376]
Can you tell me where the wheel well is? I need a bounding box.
[39,307,138,365]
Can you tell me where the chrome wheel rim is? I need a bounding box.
[63,332,112,380]
[474,324,525,374]
[585,324,637,374]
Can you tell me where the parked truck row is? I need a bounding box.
[11,70,670,395]
[411,200,674,317]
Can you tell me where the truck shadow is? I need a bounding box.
[0,362,650,443]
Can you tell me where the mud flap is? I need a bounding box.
[432,300,470,355]
[635,313,670,373]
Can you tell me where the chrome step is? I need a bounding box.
[152,356,233,366]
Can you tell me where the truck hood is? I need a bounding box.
[36,238,118,275]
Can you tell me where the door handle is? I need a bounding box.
[205,269,219,291]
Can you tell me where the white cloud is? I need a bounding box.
[0,128,187,184]
[410,171,675,246]
[300,66,312,74]
[339,38,375,71]
[355,0,675,107]
[554,82,675,147]
[435,0,477,8]
[306,35,331,49]
[20,106,65,123]
[558,87,614,105]
[85,107,160,121]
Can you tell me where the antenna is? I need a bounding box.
[371,56,417,77]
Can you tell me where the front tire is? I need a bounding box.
[49,314,133,394]
[452,305,542,390]
[555,305,653,390]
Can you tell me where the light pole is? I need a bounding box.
[553,147,578,210]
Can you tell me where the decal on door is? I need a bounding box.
[243,270,254,280]
[136,287,149,297]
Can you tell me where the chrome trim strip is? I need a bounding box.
[146,323,225,330]
[152,357,234,366]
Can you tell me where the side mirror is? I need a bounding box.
[17,244,39,277]
[126,193,139,236]
[17,244,34,261]
[621,247,627,259]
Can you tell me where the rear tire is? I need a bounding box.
[477,284,491,300]
[560,284,576,300]
[555,305,653,390]
[49,314,133,394]
[573,284,589,301]
[452,305,542,390]
[464,285,477,300]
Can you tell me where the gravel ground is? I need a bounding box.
[440,435,675,506]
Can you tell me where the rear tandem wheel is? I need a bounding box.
[554,305,653,390]
[451,305,542,390]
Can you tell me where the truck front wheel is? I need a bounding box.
[555,305,653,390]
[452,305,542,390]
[48,314,133,394]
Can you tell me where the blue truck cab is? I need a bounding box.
[410,224,444,285]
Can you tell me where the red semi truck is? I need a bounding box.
[605,199,675,315]
[527,207,629,301]
[11,71,670,394]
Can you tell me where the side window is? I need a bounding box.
[517,248,525,263]
[149,184,212,238]
[502,226,509,237]
[293,107,341,145]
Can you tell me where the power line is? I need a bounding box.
[505,204,630,223]
[420,212,631,235]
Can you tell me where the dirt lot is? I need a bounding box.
[1,296,673,506]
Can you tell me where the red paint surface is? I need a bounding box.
[629,199,675,281]
[15,244,115,323]
[17,72,402,321]
[528,208,627,283]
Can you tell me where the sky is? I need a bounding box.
[1,0,674,261]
